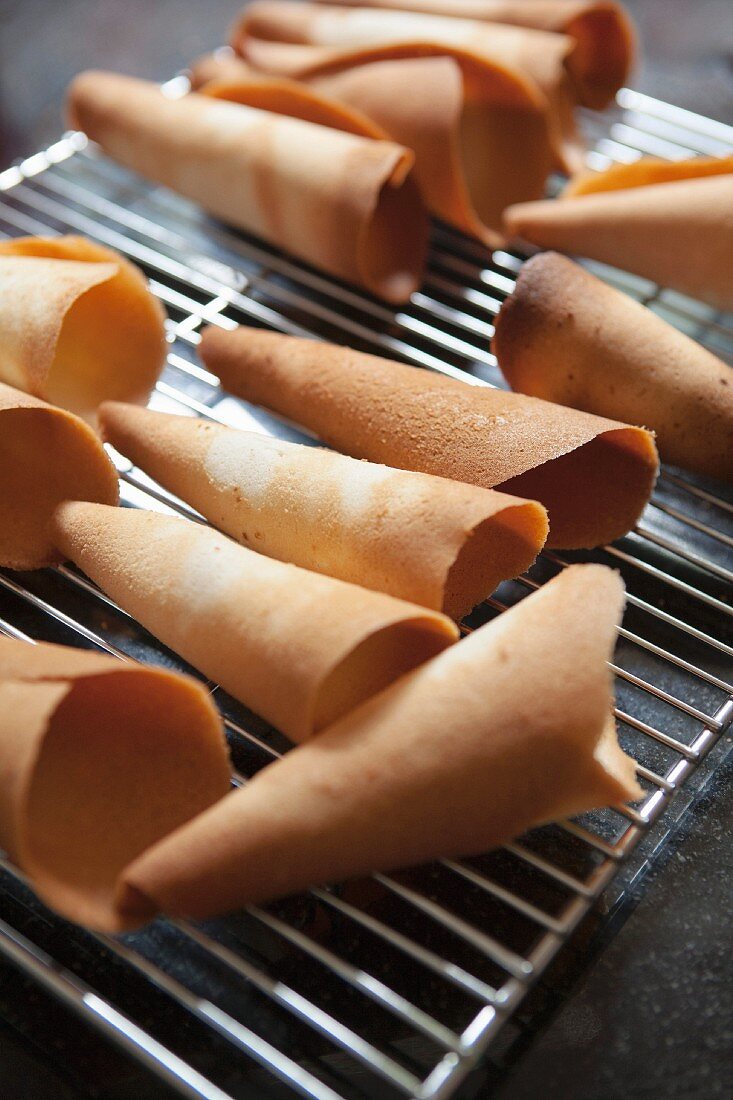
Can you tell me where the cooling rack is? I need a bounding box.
[0,82,731,1100]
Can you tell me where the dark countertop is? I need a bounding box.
[0,2,731,1097]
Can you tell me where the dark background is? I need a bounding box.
[0,1,731,1098]
[0,0,732,167]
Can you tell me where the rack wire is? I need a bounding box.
[0,82,731,1100]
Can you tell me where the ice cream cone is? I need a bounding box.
[200,325,659,549]
[67,71,427,303]
[118,564,640,923]
[0,235,166,424]
[232,2,584,171]
[53,503,458,742]
[494,252,733,482]
[196,49,554,244]
[504,170,733,312]
[307,0,636,109]
[99,400,548,618]
[0,637,230,931]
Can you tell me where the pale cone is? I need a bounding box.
[52,503,458,743]
[494,252,733,482]
[99,400,549,619]
[118,564,641,924]
[0,381,119,570]
[199,325,659,550]
[0,235,166,425]
[195,51,554,245]
[233,2,585,171]
[67,71,427,304]
[0,637,230,931]
[504,172,733,312]
[309,0,637,109]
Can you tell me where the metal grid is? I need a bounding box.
[0,82,731,1100]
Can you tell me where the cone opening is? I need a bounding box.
[359,162,427,302]
[459,99,553,237]
[47,259,166,426]
[564,5,636,110]
[442,500,549,620]
[312,615,455,735]
[500,427,658,549]
[21,670,230,931]
[0,406,118,570]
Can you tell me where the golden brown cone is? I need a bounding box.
[0,382,119,570]
[196,51,553,245]
[504,173,733,312]
[99,401,549,619]
[52,503,458,742]
[119,564,641,924]
[309,0,636,108]
[564,154,733,197]
[67,71,427,304]
[0,236,166,425]
[493,253,733,482]
[233,2,584,171]
[0,637,230,931]
[200,326,659,549]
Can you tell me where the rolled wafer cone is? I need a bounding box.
[200,325,658,549]
[563,153,733,197]
[233,2,584,171]
[52,503,458,743]
[99,401,548,619]
[197,50,554,245]
[494,252,733,482]
[310,0,636,109]
[504,168,733,312]
[0,637,230,931]
[67,71,427,304]
[0,382,119,570]
[119,564,640,924]
[0,235,166,424]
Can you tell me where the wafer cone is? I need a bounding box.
[0,382,119,570]
[494,252,733,482]
[99,401,548,619]
[67,71,427,304]
[197,50,554,245]
[233,2,584,171]
[0,236,166,425]
[119,564,640,923]
[504,171,733,312]
[563,153,733,197]
[200,326,658,549]
[310,0,636,108]
[0,637,230,931]
[53,504,458,742]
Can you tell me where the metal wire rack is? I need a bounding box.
[0,81,731,1100]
